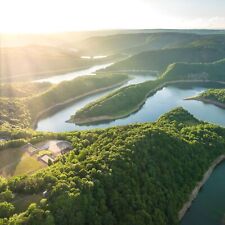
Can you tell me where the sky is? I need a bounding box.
[0,0,225,33]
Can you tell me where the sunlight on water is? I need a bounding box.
[36,82,225,132]
[34,63,113,84]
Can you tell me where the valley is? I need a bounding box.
[1,30,225,225]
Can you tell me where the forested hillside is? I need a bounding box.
[79,32,199,55]
[191,88,225,107]
[199,89,225,104]
[72,59,225,125]
[1,108,225,225]
[161,58,225,82]
[0,73,128,129]
[103,46,225,73]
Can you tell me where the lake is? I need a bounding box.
[181,162,225,225]
[35,73,225,225]
[36,79,225,132]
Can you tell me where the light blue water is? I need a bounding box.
[35,73,225,225]
[36,83,225,132]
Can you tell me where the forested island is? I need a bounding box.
[186,88,225,109]
[71,58,225,125]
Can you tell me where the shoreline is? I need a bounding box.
[32,78,130,129]
[178,155,225,220]
[185,96,225,109]
[72,80,225,125]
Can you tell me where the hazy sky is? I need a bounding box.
[0,0,225,33]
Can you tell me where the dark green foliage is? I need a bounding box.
[27,73,128,119]
[0,202,14,218]
[74,58,225,123]
[198,88,225,104]
[0,73,128,129]
[161,59,225,82]
[72,79,160,122]
[1,108,225,225]
[0,99,31,128]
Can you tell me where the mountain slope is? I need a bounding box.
[103,46,225,73]
[2,108,225,225]
[72,58,225,125]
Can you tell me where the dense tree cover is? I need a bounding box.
[196,88,225,105]
[161,58,225,82]
[104,46,225,73]
[27,73,128,120]
[73,58,225,124]
[0,99,31,128]
[0,73,128,129]
[1,108,225,225]
[71,79,161,124]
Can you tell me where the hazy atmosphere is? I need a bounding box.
[1,1,225,225]
[0,0,225,33]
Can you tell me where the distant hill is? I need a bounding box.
[79,32,200,55]
[2,29,225,48]
[0,45,112,82]
[162,58,225,82]
[73,58,225,125]
[104,45,225,73]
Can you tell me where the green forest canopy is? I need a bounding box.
[1,108,225,225]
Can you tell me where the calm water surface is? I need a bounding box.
[36,83,225,132]
[36,74,156,131]
[35,73,225,225]
[181,162,225,225]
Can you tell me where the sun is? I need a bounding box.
[0,0,83,33]
[0,0,160,34]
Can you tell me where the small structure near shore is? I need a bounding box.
[22,140,73,166]
[39,154,55,164]
[40,140,73,156]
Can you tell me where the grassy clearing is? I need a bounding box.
[0,147,46,178]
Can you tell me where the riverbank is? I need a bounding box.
[185,96,225,110]
[71,80,225,125]
[32,78,130,129]
[179,155,225,220]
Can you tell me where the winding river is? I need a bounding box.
[36,83,225,132]
[35,69,225,225]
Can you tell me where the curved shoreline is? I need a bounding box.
[32,78,130,130]
[185,96,225,109]
[72,80,225,125]
[178,155,225,220]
